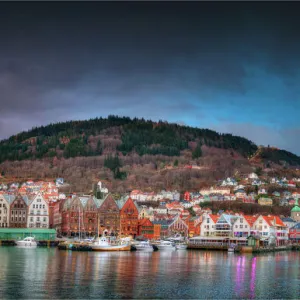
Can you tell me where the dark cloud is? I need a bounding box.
[0,2,300,153]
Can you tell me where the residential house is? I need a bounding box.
[258,188,268,195]
[138,205,154,221]
[248,172,259,180]
[258,197,273,206]
[153,205,168,215]
[9,195,28,228]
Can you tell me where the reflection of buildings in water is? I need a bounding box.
[249,257,257,299]
[234,255,246,297]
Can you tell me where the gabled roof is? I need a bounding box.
[209,214,219,223]
[243,215,258,227]
[262,215,286,227]
[2,194,16,204]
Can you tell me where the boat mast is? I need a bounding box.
[78,205,80,241]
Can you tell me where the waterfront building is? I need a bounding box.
[119,197,139,237]
[0,194,15,228]
[152,215,188,238]
[9,195,28,228]
[137,218,154,239]
[97,194,120,236]
[200,214,219,236]
[252,215,288,246]
[27,193,49,228]
[289,223,300,243]
[233,215,257,238]
[215,214,239,237]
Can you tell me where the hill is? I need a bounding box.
[0,115,299,192]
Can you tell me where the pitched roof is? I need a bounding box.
[262,215,286,227]
[243,215,258,227]
[209,214,219,223]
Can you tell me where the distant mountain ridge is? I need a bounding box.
[0,115,299,166]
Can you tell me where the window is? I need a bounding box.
[33,204,35,209]
[43,205,45,209]
[43,217,46,222]
[245,225,248,228]
[264,226,267,229]
[240,225,243,229]
[235,225,238,228]
[207,219,210,223]
[30,217,33,222]
[240,218,243,223]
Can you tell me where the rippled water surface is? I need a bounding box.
[0,247,299,299]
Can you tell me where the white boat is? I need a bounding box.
[175,243,188,250]
[156,240,176,251]
[15,237,38,247]
[91,236,131,251]
[134,241,154,252]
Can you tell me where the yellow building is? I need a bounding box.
[258,197,273,206]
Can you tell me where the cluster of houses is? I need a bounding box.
[0,176,300,244]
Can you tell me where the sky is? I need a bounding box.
[0,2,300,154]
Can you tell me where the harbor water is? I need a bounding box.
[0,247,299,299]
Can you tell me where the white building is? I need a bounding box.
[252,215,288,246]
[0,194,15,227]
[27,193,49,228]
[200,214,219,236]
[232,215,257,238]
[248,173,259,180]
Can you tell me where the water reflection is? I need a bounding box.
[0,247,299,299]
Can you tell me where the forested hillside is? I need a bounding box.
[0,115,258,162]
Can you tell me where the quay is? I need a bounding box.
[0,228,57,247]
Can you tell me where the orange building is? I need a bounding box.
[119,197,139,237]
[153,224,161,240]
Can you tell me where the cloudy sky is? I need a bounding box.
[1,2,300,154]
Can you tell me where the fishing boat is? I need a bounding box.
[15,237,38,248]
[156,240,176,251]
[91,236,131,251]
[134,241,154,252]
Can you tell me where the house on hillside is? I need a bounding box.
[152,215,188,238]
[258,197,273,206]
[248,173,259,180]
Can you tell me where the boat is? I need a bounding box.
[175,243,188,250]
[156,240,176,251]
[15,237,38,247]
[91,236,131,251]
[228,243,236,252]
[134,241,154,252]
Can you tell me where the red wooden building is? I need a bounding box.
[119,197,139,237]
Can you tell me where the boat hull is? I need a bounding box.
[175,245,188,250]
[156,245,176,251]
[91,244,131,251]
[135,246,154,252]
[15,241,37,247]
